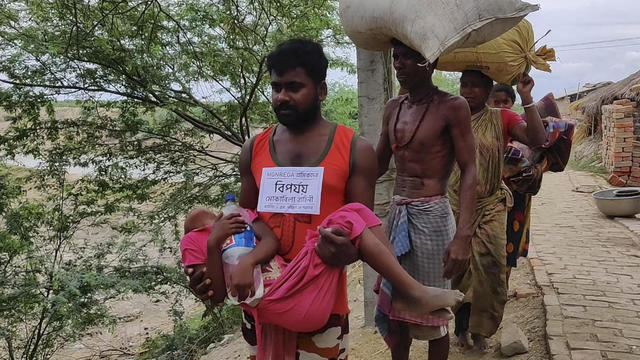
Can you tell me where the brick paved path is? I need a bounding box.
[529,170,640,360]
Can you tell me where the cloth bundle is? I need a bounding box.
[504,119,575,195]
[437,19,556,84]
[339,0,539,63]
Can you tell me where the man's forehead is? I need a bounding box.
[393,44,422,57]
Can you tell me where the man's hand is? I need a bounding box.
[208,213,247,246]
[516,73,535,104]
[442,233,471,280]
[316,226,358,267]
[184,266,214,301]
[229,256,256,302]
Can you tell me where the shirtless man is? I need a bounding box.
[375,39,477,360]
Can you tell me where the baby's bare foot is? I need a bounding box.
[413,286,464,313]
[392,286,464,319]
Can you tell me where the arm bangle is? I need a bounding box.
[523,102,536,109]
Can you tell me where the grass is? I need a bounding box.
[568,155,608,175]
[567,136,608,176]
[138,304,242,360]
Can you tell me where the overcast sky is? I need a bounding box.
[527,0,640,99]
[329,0,640,100]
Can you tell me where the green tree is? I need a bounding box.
[0,163,185,359]
[0,1,347,358]
[433,70,461,95]
[323,83,359,131]
[392,70,460,95]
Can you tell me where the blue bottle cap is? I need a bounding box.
[225,193,236,203]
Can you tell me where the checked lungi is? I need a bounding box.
[375,195,456,343]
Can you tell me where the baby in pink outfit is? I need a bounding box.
[180,208,279,306]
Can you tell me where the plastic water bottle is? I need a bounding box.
[220,193,264,307]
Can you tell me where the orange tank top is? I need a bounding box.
[250,123,355,315]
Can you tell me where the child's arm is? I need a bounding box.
[230,219,280,301]
[206,213,248,304]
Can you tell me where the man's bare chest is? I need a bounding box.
[273,140,326,166]
[392,107,448,149]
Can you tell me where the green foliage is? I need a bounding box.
[139,305,242,360]
[568,155,608,175]
[568,137,608,175]
[432,71,461,95]
[0,0,348,215]
[323,83,358,131]
[0,1,347,358]
[511,103,524,114]
[0,164,188,359]
[392,71,460,96]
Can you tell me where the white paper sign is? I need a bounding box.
[257,167,324,215]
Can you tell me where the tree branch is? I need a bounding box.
[0,78,161,106]
[239,56,266,140]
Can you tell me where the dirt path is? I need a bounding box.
[206,259,548,359]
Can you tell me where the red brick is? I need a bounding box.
[609,174,628,186]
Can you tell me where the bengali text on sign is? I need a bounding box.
[257,167,324,214]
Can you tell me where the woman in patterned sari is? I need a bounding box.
[491,85,575,293]
[447,70,546,350]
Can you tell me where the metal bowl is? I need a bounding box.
[592,187,640,217]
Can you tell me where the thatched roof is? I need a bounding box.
[575,69,640,118]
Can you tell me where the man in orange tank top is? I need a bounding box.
[189,39,377,359]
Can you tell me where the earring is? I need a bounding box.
[418,60,430,69]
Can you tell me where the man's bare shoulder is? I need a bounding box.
[434,91,469,124]
[434,91,467,109]
[385,94,407,109]
[382,95,407,122]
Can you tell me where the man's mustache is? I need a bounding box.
[274,104,298,114]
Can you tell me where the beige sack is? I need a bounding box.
[437,20,556,84]
[339,0,539,63]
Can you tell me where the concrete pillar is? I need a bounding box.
[356,48,395,326]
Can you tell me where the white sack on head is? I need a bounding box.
[339,0,539,63]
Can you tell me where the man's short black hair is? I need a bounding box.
[492,84,516,103]
[267,39,328,84]
[462,70,494,93]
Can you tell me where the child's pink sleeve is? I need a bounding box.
[358,207,382,228]
[319,203,383,246]
[180,230,208,267]
[246,209,259,223]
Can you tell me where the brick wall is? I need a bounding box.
[631,107,640,186]
[602,99,637,186]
